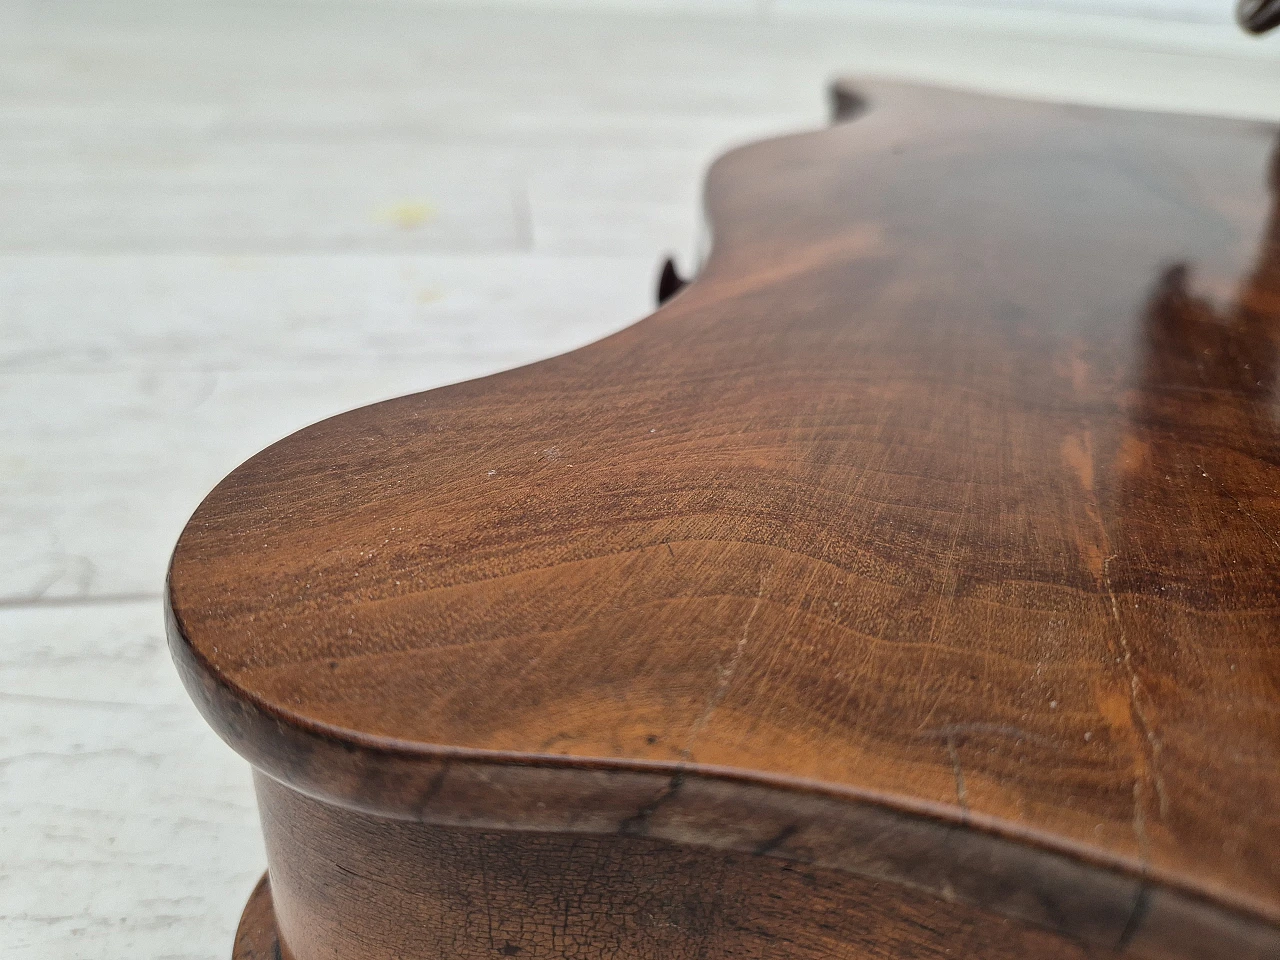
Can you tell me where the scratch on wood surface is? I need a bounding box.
[920,723,1056,749]
[1070,428,1166,854]
[915,474,974,733]
[753,821,801,856]
[925,484,971,650]
[618,771,685,837]
[1102,553,1168,841]
[475,838,497,954]
[1130,777,1151,865]
[944,734,969,814]
[417,762,451,812]
[682,571,769,760]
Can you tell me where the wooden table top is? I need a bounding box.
[168,82,1280,940]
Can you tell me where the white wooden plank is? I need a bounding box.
[2,367,550,603]
[527,147,710,257]
[0,5,1274,257]
[0,253,655,370]
[766,2,1280,122]
[3,4,1273,256]
[0,602,261,960]
[0,253,655,602]
[0,138,733,256]
[0,6,819,149]
[3,3,1270,159]
[0,144,530,253]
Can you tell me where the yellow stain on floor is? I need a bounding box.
[375,200,436,230]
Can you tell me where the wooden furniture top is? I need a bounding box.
[168,82,1280,941]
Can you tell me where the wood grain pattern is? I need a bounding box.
[168,81,1280,956]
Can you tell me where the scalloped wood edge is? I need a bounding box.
[169,80,1280,960]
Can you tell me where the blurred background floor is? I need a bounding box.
[0,1,1277,957]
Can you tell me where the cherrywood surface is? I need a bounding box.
[169,81,1280,955]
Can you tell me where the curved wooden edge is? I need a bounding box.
[166,81,1280,957]
[232,874,281,960]
[169,596,1280,960]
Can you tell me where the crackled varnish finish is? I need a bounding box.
[167,81,1280,960]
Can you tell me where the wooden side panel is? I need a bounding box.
[255,774,1093,960]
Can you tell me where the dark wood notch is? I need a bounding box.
[657,257,688,305]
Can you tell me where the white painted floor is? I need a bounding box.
[1,2,1276,957]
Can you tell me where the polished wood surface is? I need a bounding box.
[168,81,1280,956]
